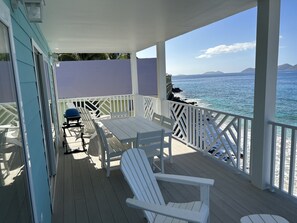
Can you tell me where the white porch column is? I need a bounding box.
[130,51,138,95]
[157,41,167,115]
[130,51,144,116]
[251,0,280,189]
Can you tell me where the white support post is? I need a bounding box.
[157,41,167,115]
[131,51,138,95]
[130,52,143,117]
[251,0,280,189]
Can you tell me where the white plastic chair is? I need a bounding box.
[121,148,214,223]
[161,116,175,163]
[136,129,164,173]
[152,113,163,124]
[94,122,129,177]
[76,107,96,138]
[240,214,289,223]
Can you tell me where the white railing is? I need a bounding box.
[166,101,253,174]
[269,121,297,198]
[58,94,297,199]
[141,96,253,174]
[58,94,135,124]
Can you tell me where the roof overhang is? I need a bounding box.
[40,0,257,53]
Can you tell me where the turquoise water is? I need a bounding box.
[172,72,297,126]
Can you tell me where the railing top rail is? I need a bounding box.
[59,94,134,101]
[167,100,253,121]
[269,121,297,130]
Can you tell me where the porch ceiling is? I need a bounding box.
[40,0,256,53]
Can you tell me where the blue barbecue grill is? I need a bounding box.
[62,108,86,154]
[64,108,81,125]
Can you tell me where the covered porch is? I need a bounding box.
[3,0,296,222]
[42,0,296,222]
[42,0,285,192]
[52,137,297,223]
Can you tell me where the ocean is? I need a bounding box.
[172,71,297,126]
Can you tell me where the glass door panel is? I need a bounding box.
[0,21,33,222]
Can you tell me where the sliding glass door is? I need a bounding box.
[0,19,33,222]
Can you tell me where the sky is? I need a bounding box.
[136,1,297,75]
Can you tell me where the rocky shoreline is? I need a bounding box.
[168,87,197,105]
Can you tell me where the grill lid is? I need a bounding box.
[64,108,80,119]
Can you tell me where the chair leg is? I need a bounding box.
[99,148,105,168]
[1,152,10,176]
[106,156,110,177]
[169,136,173,163]
[160,156,164,173]
[99,155,104,168]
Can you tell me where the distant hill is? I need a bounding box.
[241,63,297,73]
[241,68,255,73]
[278,63,296,71]
[173,63,297,76]
[203,71,224,75]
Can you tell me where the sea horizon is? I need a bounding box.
[172,71,297,126]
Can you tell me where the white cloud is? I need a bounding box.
[196,41,256,59]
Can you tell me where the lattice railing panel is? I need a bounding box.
[143,96,157,119]
[169,102,188,142]
[168,100,252,173]
[59,95,135,122]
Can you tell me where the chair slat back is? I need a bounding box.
[110,111,129,119]
[161,116,175,130]
[121,148,165,223]
[77,107,95,134]
[136,130,164,156]
[152,113,162,124]
[93,121,109,156]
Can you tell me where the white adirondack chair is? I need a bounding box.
[94,122,129,177]
[161,116,175,163]
[121,148,214,223]
[136,129,164,173]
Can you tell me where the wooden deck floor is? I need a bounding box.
[52,137,297,223]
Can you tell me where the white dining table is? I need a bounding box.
[100,116,172,144]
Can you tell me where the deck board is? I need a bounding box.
[52,137,297,223]
[63,154,76,223]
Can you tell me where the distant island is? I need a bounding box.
[203,71,224,75]
[174,63,297,77]
[202,63,297,74]
[241,63,297,73]
[241,68,256,73]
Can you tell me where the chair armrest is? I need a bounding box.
[126,198,205,223]
[154,173,214,187]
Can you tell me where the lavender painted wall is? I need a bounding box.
[56,58,157,98]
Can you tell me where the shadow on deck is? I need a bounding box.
[52,137,297,223]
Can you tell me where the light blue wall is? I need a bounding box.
[3,0,52,222]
